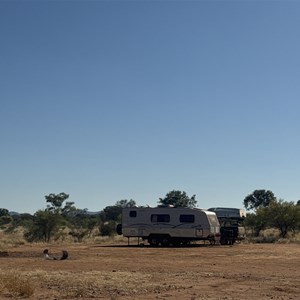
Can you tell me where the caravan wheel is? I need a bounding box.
[161,236,170,247]
[148,236,159,247]
[171,238,181,247]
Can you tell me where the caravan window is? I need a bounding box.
[180,215,195,223]
[208,214,219,226]
[129,211,137,218]
[151,214,170,223]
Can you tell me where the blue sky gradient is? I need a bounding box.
[1,1,299,213]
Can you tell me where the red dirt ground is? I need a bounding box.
[0,242,299,299]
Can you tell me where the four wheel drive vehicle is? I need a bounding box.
[117,206,221,246]
[207,207,246,219]
[208,207,246,245]
[220,226,239,245]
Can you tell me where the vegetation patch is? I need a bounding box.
[0,269,183,299]
[0,272,35,298]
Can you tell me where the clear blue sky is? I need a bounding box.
[1,0,299,214]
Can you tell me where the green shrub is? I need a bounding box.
[100,222,116,236]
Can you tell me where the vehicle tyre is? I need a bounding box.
[148,236,159,247]
[116,224,122,235]
[171,238,181,247]
[161,236,170,247]
[209,238,216,245]
[182,240,191,246]
[220,239,227,245]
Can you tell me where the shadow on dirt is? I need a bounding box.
[0,251,42,258]
[93,243,223,248]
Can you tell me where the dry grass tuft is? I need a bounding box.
[39,270,177,298]
[245,229,300,244]
[0,228,26,250]
[0,269,182,299]
[0,272,35,298]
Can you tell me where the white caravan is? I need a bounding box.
[118,206,221,246]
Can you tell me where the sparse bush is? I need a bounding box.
[69,229,88,242]
[254,236,278,243]
[0,215,12,227]
[244,199,300,240]
[100,222,116,236]
[267,200,300,238]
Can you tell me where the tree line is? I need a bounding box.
[0,189,299,242]
[243,189,300,238]
[0,191,196,242]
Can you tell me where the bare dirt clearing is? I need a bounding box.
[0,242,299,299]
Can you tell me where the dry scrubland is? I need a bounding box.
[0,232,300,300]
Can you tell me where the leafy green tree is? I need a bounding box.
[100,199,137,236]
[243,189,276,211]
[24,193,72,242]
[158,190,197,208]
[24,209,64,242]
[245,199,300,239]
[266,200,300,238]
[103,206,122,222]
[115,199,136,208]
[0,209,11,226]
[62,202,87,218]
[45,193,69,211]
[103,199,137,222]
[5,213,34,234]
[244,209,268,237]
[0,208,9,217]
[297,200,300,206]
[68,212,101,242]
